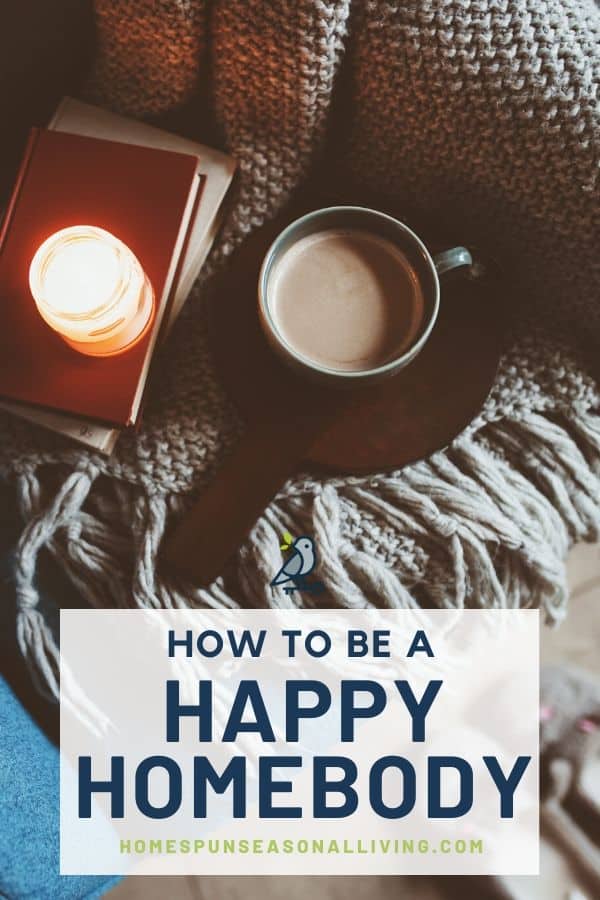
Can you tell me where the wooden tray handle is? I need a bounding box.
[160,415,326,587]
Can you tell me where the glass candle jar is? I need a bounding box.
[29,225,154,357]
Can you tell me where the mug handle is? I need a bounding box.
[433,246,474,276]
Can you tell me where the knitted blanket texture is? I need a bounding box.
[2,0,599,696]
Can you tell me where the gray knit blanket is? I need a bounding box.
[2,0,599,697]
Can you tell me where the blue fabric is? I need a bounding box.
[0,674,121,899]
[0,488,121,899]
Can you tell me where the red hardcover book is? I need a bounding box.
[0,128,201,425]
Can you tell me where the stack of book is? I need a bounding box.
[0,97,236,454]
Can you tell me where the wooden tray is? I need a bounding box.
[162,199,504,585]
[209,214,502,474]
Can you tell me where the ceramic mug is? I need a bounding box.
[258,206,477,386]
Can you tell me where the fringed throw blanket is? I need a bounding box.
[2,0,599,696]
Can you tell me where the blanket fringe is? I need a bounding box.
[8,405,600,698]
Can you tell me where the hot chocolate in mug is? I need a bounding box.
[258,206,475,386]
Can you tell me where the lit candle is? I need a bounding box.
[29,225,154,357]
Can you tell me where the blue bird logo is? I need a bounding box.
[271,533,324,595]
